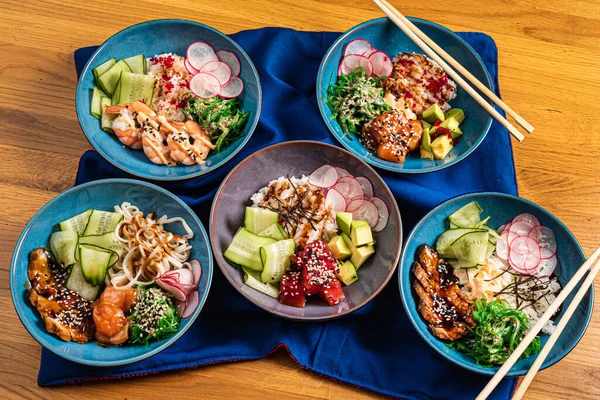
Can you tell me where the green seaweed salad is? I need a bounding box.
[447,298,541,366]
[326,67,390,137]
[183,96,250,154]
[129,287,180,346]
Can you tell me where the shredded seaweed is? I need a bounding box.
[129,287,180,347]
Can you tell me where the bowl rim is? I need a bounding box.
[10,178,214,366]
[209,140,403,320]
[398,191,594,376]
[316,16,494,174]
[75,19,262,181]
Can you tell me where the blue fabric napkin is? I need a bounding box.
[39,27,518,399]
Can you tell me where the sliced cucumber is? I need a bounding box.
[118,71,155,105]
[448,201,483,228]
[242,266,279,299]
[97,59,132,95]
[90,87,106,119]
[123,54,147,74]
[83,210,124,236]
[474,216,491,228]
[258,223,288,240]
[224,228,277,271]
[485,241,496,260]
[111,79,121,105]
[79,232,123,253]
[244,207,280,235]
[79,245,113,286]
[480,225,500,244]
[450,231,489,266]
[66,263,101,301]
[435,228,486,259]
[449,259,481,270]
[59,209,93,234]
[100,96,114,134]
[260,238,296,283]
[49,231,79,267]
[93,58,116,82]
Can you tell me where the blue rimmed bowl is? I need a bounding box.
[76,19,261,181]
[10,179,213,366]
[317,17,493,174]
[399,192,593,375]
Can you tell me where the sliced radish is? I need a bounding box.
[508,221,534,244]
[187,42,218,70]
[344,39,372,57]
[199,61,232,86]
[164,268,194,285]
[181,290,199,319]
[362,49,377,58]
[218,76,244,98]
[346,199,379,229]
[334,177,364,202]
[190,73,221,98]
[532,254,558,277]
[216,50,241,77]
[513,213,540,228]
[176,300,186,317]
[355,177,373,198]
[368,51,393,77]
[326,189,347,213]
[185,59,199,75]
[496,234,509,260]
[370,197,389,232]
[334,167,352,179]
[509,236,541,272]
[340,54,373,76]
[155,278,188,301]
[309,165,338,188]
[190,259,202,285]
[529,226,557,258]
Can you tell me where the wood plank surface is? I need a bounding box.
[1,0,599,398]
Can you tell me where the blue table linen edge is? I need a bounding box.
[38,27,518,400]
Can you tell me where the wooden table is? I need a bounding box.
[1,0,599,398]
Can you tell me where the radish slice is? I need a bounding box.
[532,254,558,277]
[218,76,244,98]
[199,61,232,86]
[344,39,372,56]
[185,59,199,75]
[181,290,199,318]
[346,199,379,229]
[326,189,347,213]
[370,197,389,232]
[309,165,338,188]
[334,177,364,202]
[496,234,509,260]
[368,51,393,77]
[176,300,186,316]
[164,268,194,285]
[190,73,221,98]
[334,167,352,179]
[190,260,202,285]
[355,177,374,198]
[362,49,377,58]
[216,50,241,77]
[508,221,534,244]
[529,226,557,258]
[187,42,217,70]
[510,236,541,272]
[340,54,373,76]
[155,278,188,301]
[513,213,541,228]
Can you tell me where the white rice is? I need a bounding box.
[146,53,191,121]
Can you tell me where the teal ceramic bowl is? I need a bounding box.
[399,192,593,375]
[10,179,213,366]
[317,17,493,174]
[76,19,261,181]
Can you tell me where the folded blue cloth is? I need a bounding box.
[38,27,518,399]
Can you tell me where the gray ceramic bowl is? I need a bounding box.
[210,141,402,320]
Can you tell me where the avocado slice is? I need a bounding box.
[420,147,435,160]
[421,128,432,151]
[350,245,375,269]
[337,261,358,286]
[328,235,352,260]
[422,104,445,124]
[351,220,373,247]
[336,212,352,236]
[445,108,465,124]
[421,120,432,131]
[431,135,453,160]
[440,117,463,138]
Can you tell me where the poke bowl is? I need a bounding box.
[399,192,593,375]
[10,179,213,366]
[210,141,402,320]
[317,17,494,173]
[76,19,261,181]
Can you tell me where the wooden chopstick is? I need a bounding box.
[476,246,600,400]
[371,0,526,142]
[373,0,534,134]
[512,249,600,399]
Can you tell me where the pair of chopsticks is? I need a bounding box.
[475,246,600,399]
[372,0,533,141]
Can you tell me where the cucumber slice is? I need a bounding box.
[480,225,500,244]
[83,210,124,236]
[258,223,288,240]
[242,266,279,299]
[100,96,114,134]
[90,87,106,119]
[449,259,481,270]
[224,227,277,271]
[111,79,121,105]
[66,263,101,301]
[59,209,93,234]
[244,207,279,235]
[485,241,496,260]
[49,231,79,267]
[435,228,486,259]
[79,245,112,286]
[474,216,491,228]
[259,238,296,283]
[448,201,483,228]
[79,232,123,253]
[93,58,116,82]
[97,59,132,95]
[450,231,489,266]
[123,54,147,74]
[118,71,155,105]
